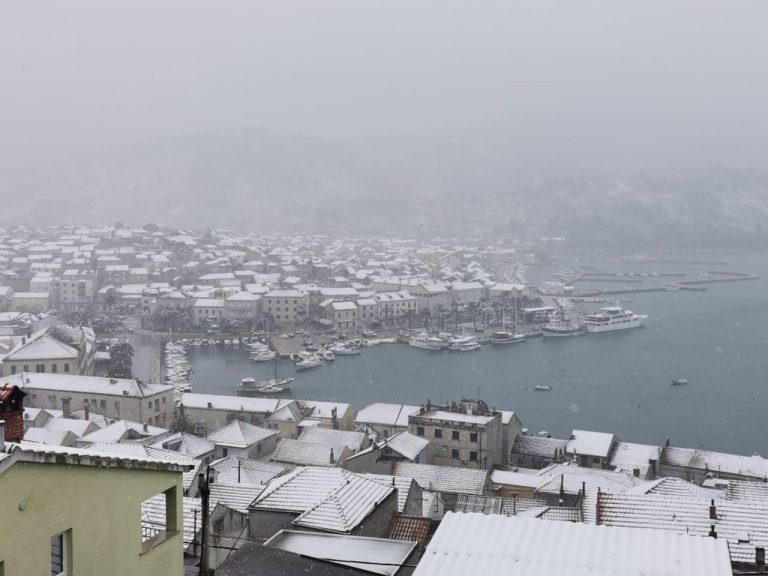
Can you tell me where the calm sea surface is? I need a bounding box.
[184,251,768,456]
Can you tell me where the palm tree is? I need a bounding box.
[417,308,431,332]
[434,304,448,332]
[465,301,480,330]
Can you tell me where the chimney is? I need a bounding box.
[62,397,72,419]
[331,407,338,430]
[708,525,718,539]
[756,547,765,573]
[84,400,90,421]
[330,448,335,464]
[143,423,149,433]
[0,420,5,451]
[633,467,640,478]
[709,500,717,520]
[0,385,26,443]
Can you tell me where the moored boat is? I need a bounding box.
[251,350,277,362]
[409,333,446,350]
[490,331,526,345]
[295,356,322,371]
[542,320,586,338]
[584,307,647,333]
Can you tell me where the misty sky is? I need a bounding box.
[2,0,768,171]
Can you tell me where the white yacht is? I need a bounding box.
[328,343,362,355]
[448,336,482,351]
[490,331,526,345]
[408,333,445,351]
[295,356,322,371]
[251,350,277,362]
[584,307,647,333]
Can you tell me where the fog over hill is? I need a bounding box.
[2,128,767,248]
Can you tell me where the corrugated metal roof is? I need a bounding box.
[292,475,395,533]
[391,462,487,495]
[413,512,732,576]
[265,530,416,576]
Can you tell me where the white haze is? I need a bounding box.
[1,0,767,234]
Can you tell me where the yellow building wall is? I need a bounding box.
[0,461,184,576]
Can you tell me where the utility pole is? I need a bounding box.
[198,466,212,576]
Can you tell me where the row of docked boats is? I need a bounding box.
[164,341,192,397]
[408,333,487,351]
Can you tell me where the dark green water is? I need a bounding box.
[186,252,768,456]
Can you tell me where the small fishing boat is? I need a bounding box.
[671,378,688,386]
[534,385,553,391]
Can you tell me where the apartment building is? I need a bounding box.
[409,399,504,470]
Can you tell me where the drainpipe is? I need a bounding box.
[198,467,212,576]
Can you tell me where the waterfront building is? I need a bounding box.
[262,289,306,327]
[224,291,261,322]
[192,298,225,326]
[406,281,451,312]
[356,297,378,326]
[408,399,504,469]
[373,291,417,326]
[0,440,192,576]
[328,300,358,333]
[2,373,175,426]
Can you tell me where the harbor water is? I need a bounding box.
[184,251,768,457]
